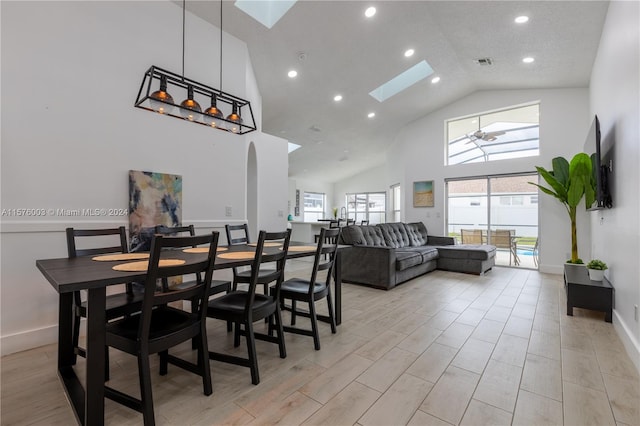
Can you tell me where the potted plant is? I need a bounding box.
[332,207,338,219]
[529,153,596,264]
[586,259,607,281]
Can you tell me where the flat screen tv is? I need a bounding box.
[584,115,612,209]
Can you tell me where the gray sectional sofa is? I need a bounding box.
[338,222,496,290]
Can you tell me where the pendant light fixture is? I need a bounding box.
[134,0,256,134]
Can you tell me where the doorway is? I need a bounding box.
[446,173,539,269]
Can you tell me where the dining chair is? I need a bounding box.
[207,229,291,385]
[66,227,144,373]
[360,219,369,225]
[225,223,274,295]
[156,224,232,334]
[155,225,231,296]
[278,227,340,350]
[104,232,219,426]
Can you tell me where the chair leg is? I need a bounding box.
[159,350,168,376]
[72,309,81,364]
[291,300,297,326]
[197,326,212,396]
[226,321,233,332]
[308,300,321,350]
[245,322,260,385]
[137,351,155,426]
[104,347,110,381]
[274,305,287,359]
[234,323,241,348]
[326,288,337,334]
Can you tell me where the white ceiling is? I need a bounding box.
[186,0,609,183]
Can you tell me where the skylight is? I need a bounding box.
[369,60,434,102]
[234,0,297,29]
[288,142,301,153]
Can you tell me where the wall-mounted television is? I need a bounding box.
[584,115,612,209]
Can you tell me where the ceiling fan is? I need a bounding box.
[469,129,506,142]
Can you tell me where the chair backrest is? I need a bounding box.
[460,229,483,245]
[329,220,340,229]
[346,219,355,226]
[244,229,291,312]
[360,220,369,225]
[225,223,250,245]
[308,228,341,294]
[138,232,219,340]
[66,227,128,258]
[489,229,513,249]
[155,224,195,237]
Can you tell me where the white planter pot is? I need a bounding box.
[588,268,605,281]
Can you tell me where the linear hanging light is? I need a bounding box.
[134,0,256,135]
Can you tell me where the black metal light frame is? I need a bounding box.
[134,65,257,135]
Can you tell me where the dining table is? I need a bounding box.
[35,241,343,426]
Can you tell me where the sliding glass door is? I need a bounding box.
[446,173,538,269]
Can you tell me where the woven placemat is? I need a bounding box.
[286,246,317,252]
[112,259,185,272]
[247,242,281,247]
[218,251,262,260]
[92,253,150,261]
[182,247,228,253]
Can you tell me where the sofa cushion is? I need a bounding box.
[395,251,423,271]
[340,225,386,246]
[379,223,411,248]
[437,244,496,261]
[399,245,439,262]
[405,222,429,246]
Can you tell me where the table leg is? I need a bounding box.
[58,293,75,369]
[85,288,106,426]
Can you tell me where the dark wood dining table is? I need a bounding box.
[35,241,343,426]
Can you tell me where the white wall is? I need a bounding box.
[0,1,288,355]
[589,0,640,371]
[386,88,591,271]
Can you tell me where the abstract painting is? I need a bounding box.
[413,180,434,207]
[129,170,182,253]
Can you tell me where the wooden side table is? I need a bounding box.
[564,264,614,322]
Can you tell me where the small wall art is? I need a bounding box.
[413,180,434,207]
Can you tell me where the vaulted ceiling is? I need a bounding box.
[187,1,609,183]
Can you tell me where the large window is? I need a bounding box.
[303,192,325,222]
[346,192,386,224]
[390,184,401,222]
[447,103,540,165]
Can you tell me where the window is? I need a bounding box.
[303,192,325,222]
[346,192,386,224]
[446,103,540,165]
[390,184,401,222]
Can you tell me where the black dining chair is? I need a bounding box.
[225,223,276,295]
[155,224,231,296]
[360,219,369,225]
[66,227,144,375]
[207,229,291,385]
[278,227,340,350]
[104,232,219,426]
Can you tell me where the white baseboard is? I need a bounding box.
[613,309,640,374]
[1,325,58,357]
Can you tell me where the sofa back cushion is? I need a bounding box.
[378,223,411,248]
[340,225,386,246]
[405,222,429,246]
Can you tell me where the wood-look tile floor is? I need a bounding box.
[2,262,639,425]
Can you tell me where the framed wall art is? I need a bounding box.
[413,180,434,207]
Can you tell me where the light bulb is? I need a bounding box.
[149,75,174,114]
[203,95,224,128]
[226,102,243,134]
[180,85,202,121]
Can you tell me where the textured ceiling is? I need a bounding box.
[186,0,609,183]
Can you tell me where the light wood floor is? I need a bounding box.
[2,262,639,425]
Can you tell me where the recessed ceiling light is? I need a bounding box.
[368,112,376,118]
[431,76,441,84]
[404,49,415,58]
[522,57,535,63]
[334,94,343,102]
[287,70,297,78]
[515,15,529,24]
[365,6,376,18]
